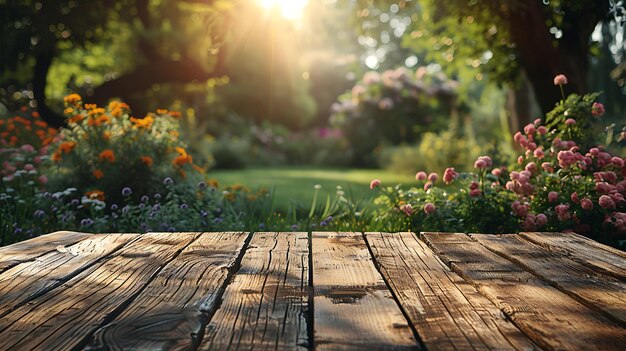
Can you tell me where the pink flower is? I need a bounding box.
[524,123,536,136]
[525,162,537,174]
[378,97,394,110]
[533,148,544,159]
[23,164,35,171]
[38,175,48,185]
[557,150,577,168]
[491,168,502,177]
[424,202,436,214]
[474,159,486,169]
[553,74,568,85]
[20,144,35,153]
[443,167,458,184]
[415,171,428,181]
[369,179,381,189]
[548,191,558,203]
[537,126,548,135]
[469,181,479,190]
[511,201,529,217]
[517,156,524,165]
[536,213,548,227]
[565,118,576,126]
[611,157,624,168]
[469,189,481,197]
[599,195,616,209]
[513,131,523,144]
[581,197,593,210]
[555,204,571,221]
[570,192,579,204]
[423,181,433,191]
[591,102,605,117]
[428,173,438,183]
[542,162,554,173]
[401,203,413,216]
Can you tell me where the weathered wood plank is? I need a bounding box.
[471,233,626,325]
[0,232,197,351]
[312,232,419,350]
[422,232,626,351]
[0,233,136,318]
[0,231,92,273]
[519,232,626,281]
[365,232,539,351]
[199,232,309,350]
[88,232,249,350]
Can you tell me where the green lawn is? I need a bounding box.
[209,167,416,210]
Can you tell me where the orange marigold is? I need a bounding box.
[85,190,105,201]
[31,111,40,118]
[99,149,116,163]
[88,108,106,117]
[64,94,82,105]
[68,114,85,124]
[102,131,111,141]
[140,155,154,167]
[156,109,168,114]
[173,154,192,167]
[96,115,110,125]
[52,150,62,162]
[60,141,77,154]
[34,120,47,128]
[84,103,97,110]
[175,146,187,156]
[64,107,74,115]
[92,169,104,179]
[129,116,154,129]
[169,111,182,119]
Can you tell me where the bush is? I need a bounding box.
[330,66,459,166]
[367,76,626,249]
[47,95,207,205]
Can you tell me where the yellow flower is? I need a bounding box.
[99,149,115,163]
[64,107,74,115]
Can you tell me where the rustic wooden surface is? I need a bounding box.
[0,231,624,350]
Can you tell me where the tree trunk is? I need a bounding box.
[33,47,66,128]
[507,1,592,114]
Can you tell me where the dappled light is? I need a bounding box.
[0,1,625,246]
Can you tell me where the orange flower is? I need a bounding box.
[35,120,48,128]
[102,131,111,141]
[68,114,85,124]
[96,115,110,125]
[84,103,97,110]
[207,179,219,188]
[88,107,106,117]
[169,130,179,138]
[173,154,192,166]
[192,164,205,174]
[108,101,129,117]
[169,111,182,119]
[85,190,105,201]
[129,116,154,129]
[64,107,74,115]
[140,155,153,167]
[52,150,62,162]
[92,169,104,179]
[175,146,187,156]
[64,94,82,105]
[156,109,168,114]
[31,111,40,118]
[99,149,115,163]
[60,141,77,154]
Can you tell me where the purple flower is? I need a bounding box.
[200,210,208,217]
[122,187,132,196]
[163,177,173,185]
[180,203,188,210]
[111,204,119,211]
[152,204,161,211]
[198,181,207,189]
[153,193,161,200]
[34,209,45,218]
[259,223,265,229]
[141,195,149,203]
[168,226,176,232]
[80,218,94,227]
[291,224,299,231]
[70,199,80,206]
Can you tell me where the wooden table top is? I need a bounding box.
[0,231,624,350]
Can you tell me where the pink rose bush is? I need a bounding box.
[369,75,626,248]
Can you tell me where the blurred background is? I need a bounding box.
[1,0,625,205]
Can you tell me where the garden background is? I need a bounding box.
[1,0,625,249]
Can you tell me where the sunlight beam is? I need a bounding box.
[259,0,309,21]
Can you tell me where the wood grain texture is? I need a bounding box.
[365,232,539,351]
[471,233,626,325]
[199,232,309,350]
[422,232,626,351]
[0,233,135,318]
[88,232,250,351]
[0,232,197,351]
[0,231,91,273]
[312,232,419,350]
[519,231,626,281]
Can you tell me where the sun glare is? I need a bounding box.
[259,0,309,21]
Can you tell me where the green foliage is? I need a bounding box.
[544,92,601,148]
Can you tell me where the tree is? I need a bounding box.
[353,0,618,114]
[1,0,230,127]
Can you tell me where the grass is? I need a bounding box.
[209,167,416,210]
